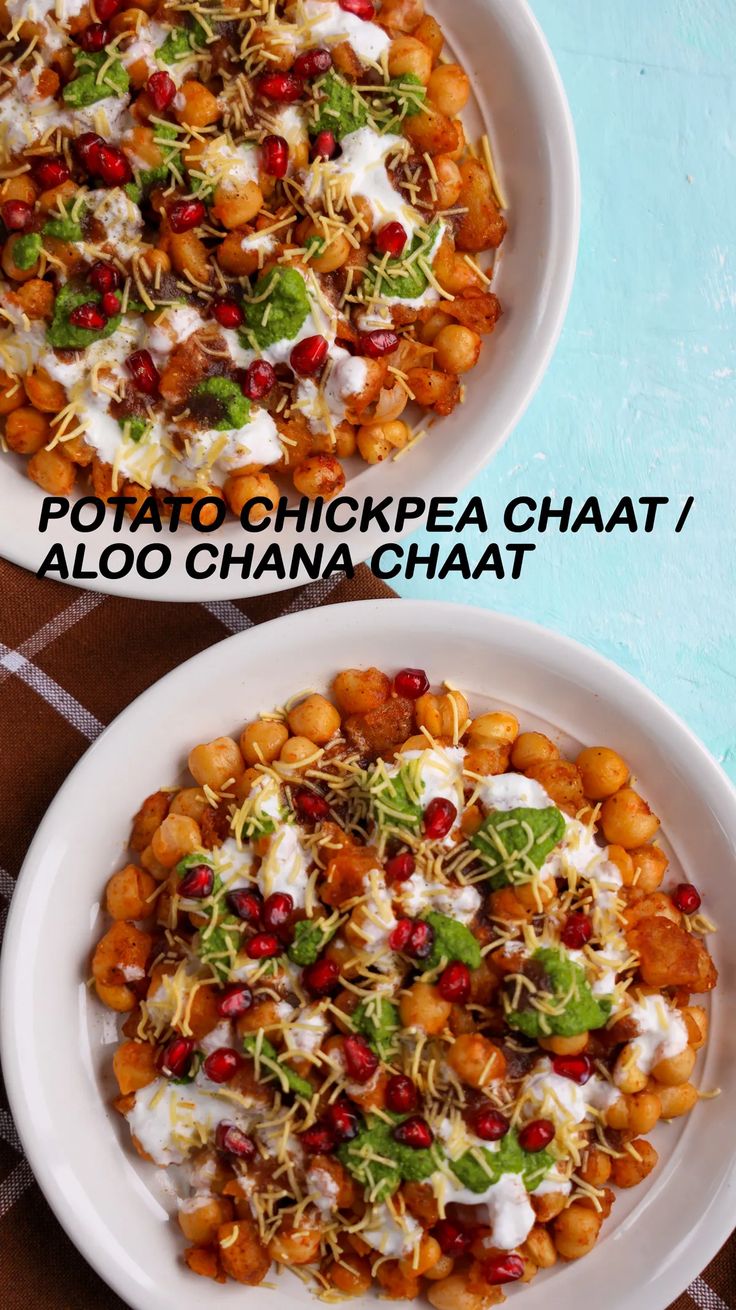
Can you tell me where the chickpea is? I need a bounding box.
[95,979,137,1012]
[424,1254,455,1281]
[327,1254,372,1295]
[293,453,346,499]
[224,472,279,523]
[532,1191,567,1223]
[174,80,222,127]
[168,230,211,284]
[212,180,263,230]
[92,920,152,988]
[1,176,37,205]
[279,735,320,769]
[521,1225,557,1270]
[468,711,519,747]
[179,1195,234,1245]
[268,1218,322,1265]
[607,843,635,885]
[188,736,245,790]
[538,1033,589,1056]
[651,1045,696,1086]
[3,233,40,281]
[610,1139,658,1189]
[526,760,586,816]
[376,1263,420,1301]
[433,324,481,375]
[25,366,67,413]
[380,0,425,34]
[600,787,660,848]
[434,238,484,295]
[682,1004,708,1050]
[446,1033,506,1087]
[627,1090,662,1135]
[578,1145,612,1188]
[553,1202,602,1260]
[288,693,340,745]
[427,63,470,116]
[399,1234,442,1277]
[106,864,157,919]
[332,667,391,715]
[427,1273,488,1310]
[653,1080,698,1118]
[415,689,469,738]
[14,278,54,321]
[112,1039,159,1094]
[168,787,208,823]
[151,813,203,869]
[510,731,559,771]
[388,35,433,84]
[299,220,351,273]
[240,718,289,766]
[357,419,409,464]
[629,844,668,892]
[576,745,629,799]
[0,370,25,414]
[463,743,510,777]
[420,309,454,345]
[4,406,50,455]
[27,446,75,495]
[613,1044,649,1094]
[432,155,463,209]
[414,15,444,62]
[400,981,452,1035]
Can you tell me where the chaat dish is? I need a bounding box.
[93,665,718,1303]
[0,0,505,522]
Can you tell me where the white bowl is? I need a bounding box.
[0,0,579,601]
[2,600,735,1310]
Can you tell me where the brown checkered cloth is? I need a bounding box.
[0,558,733,1309]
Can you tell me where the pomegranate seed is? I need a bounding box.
[261,134,289,178]
[293,47,333,80]
[257,71,304,103]
[407,919,434,959]
[385,851,415,884]
[471,1107,509,1141]
[518,1118,555,1152]
[211,298,243,329]
[203,1047,243,1084]
[263,892,294,933]
[343,1034,378,1084]
[483,1254,524,1286]
[178,863,214,899]
[74,132,105,172]
[69,302,107,331]
[438,961,471,1004]
[389,917,413,952]
[89,260,119,294]
[77,22,107,52]
[217,983,253,1019]
[673,882,701,914]
[302,956,340,997]
[312,130,337,161]
[247,932,281,959]
[386,1074,417,1115]
[101,291,120,317]
[290,334,328,377]
[434,1220,471,1257]
[424,797,457,840]
[394,668,430,699]
[301,1123,336,1154]
[147,70,176,112]
[126,349,160,395]
[35,158,70,190]
[215,1122,256,1158]
[552,1053,593,1085]
[339,0,375,18]
[243,359,276,402]
[96,144,131,186]
[376,221,407,257]
[325,1098,360,1142]
[1,200,32,230]
[94,0,122,18]
[359,329,400,359]
[393,1115,433,1150]
[160,1036,195,1078]
[227,888,263,925]
[560,912,592,950]
[293,788,331,822]
[169,199,206,233]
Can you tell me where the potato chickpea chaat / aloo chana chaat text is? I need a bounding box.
[0,0,506,520]
[93,665,718,1304]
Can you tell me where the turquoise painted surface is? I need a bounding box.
[395,0,736,780]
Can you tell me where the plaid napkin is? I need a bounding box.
[0,558,732,1309]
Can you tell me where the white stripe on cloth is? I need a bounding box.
[202,601,253,633]
[0,592,103,689]
[690,1277,731,1310]
[0,1158,34,1219]
[0,646,104,741]
[0,1109,23,1154]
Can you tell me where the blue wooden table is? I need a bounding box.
[397,0,736,779]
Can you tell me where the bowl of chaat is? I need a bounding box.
[0,0,516,520]
[91,662,718,1304]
